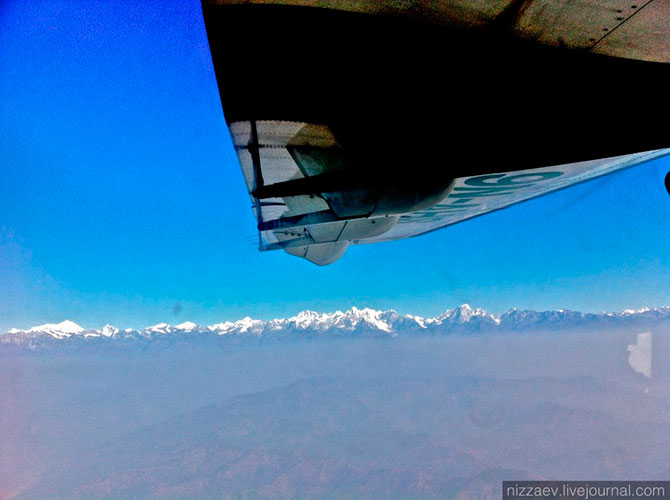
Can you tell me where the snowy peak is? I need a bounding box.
[231,317,265,334]
[338,307,392,332]
[147,323,171,334]
[175,321,198,331]
[8,320,85,339]
[35,320,84,334]
[283,307,396,332]
[207,317,267,335]
[434,304,500,326]
[101,325,120,337]
[286,310,331,329]
[208,321,235,334]
[143,321,204,335]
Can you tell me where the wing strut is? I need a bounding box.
[249,120,265,247]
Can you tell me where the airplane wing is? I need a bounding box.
[231,120,670,264]
[204,2,670,265]
[204,0,670,64]
[363,149,670,243]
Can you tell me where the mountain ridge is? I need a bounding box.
[4,304,669,348]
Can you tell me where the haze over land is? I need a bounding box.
[2,306,669,499]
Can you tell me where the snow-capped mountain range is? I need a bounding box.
[3,304,669,348]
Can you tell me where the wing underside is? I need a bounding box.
[365,149,670,243]
[231,120,670,264]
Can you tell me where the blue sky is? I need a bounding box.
[2,0,670,332]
